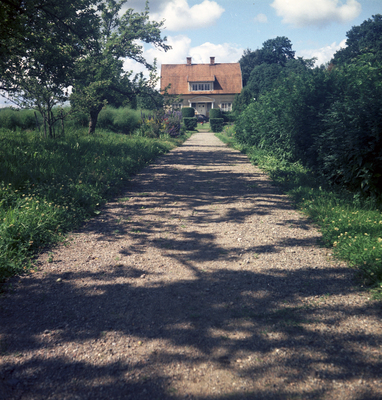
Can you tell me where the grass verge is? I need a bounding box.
[216,127,382,298]
[0,128,192,282]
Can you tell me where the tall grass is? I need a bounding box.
[0,127,189,282]
[0,108,41,131]
[217,127,382,296]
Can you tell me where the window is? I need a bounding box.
[172,103,182,110]
[221,102,232,112]
[191,103,197,108]
[190,82,212,91]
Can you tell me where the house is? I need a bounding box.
[160,57,242,116]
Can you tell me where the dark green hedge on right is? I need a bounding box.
[183,117,197,130]
[210,118,224,132]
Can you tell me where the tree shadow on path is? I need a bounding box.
[1,133,381,400]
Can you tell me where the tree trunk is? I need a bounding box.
[88,108,101,135]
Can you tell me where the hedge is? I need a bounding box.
[210,118,224,132]
[183,117,197,130]
[181,107,195,118]
[209,108,221,119]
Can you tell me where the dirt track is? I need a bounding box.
[1,131,381,399]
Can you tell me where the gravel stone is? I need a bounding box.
[1,131,381,399]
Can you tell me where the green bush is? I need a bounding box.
[181,107,195,118]
[113,108,140,134]
[96,106,141,134]
[183,117,197,130]
[316,55,382,196]
[0,108,21,131]
[221,111,235,123]
[209,108,221,119]
[210,118,224,132]
[97,107,115,130]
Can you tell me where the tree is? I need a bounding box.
[239,48,264,87]
[70,0,170,134]
[238,36,296,87]
[0,0,100,136]
[332,14,382,65]
[261,36,295,65]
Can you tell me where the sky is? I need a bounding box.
[1,0,381,107]
[123,0,382,75]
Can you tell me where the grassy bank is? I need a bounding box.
[216,126,382,297]
[0,128,191,282]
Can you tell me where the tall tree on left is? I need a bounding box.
[70,0,170,134]
[0,0,100,137]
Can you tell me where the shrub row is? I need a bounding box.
[235,54,382,197]
[0,108,42,131]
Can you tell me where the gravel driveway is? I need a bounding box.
[1,131,381,399]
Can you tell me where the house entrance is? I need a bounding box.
[196,103,206,116]
[192,102,212,116]
[191,98,214,116]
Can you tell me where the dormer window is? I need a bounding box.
[190,82,213,91]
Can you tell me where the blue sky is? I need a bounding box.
[123,0,382,72]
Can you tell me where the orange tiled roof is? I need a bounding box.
[160,62,242,95]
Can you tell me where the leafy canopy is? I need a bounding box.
[332,14,382,65]
[70,0,170,134]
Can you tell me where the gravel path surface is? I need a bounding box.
[1,131,381,400]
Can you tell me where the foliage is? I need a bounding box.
[97,106,140,134]
[210,118,224,133]
[235,47,382,199]
[0,0,99,137]
[0,126,190,282]
[332,14,382,65]
[239,36,296,86]
[70,0,170,134]
[317,54,382,196]
[163,110,182,137]
[221,111,236,123]
[183,117,197,131]
[137,109,183,137]
[0,108,41,131]
[181,107,195,118]
[261,36,295,65]
[209,108,221,119]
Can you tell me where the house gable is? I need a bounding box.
[160,57,242,96]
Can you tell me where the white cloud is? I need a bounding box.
[150,0,225,31]
[254,13,268,23]
[189,42,243,64]
[298,39,347,66]
[271,0,361,28]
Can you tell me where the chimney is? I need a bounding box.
[210,57,215,65]
[187,57,192,65]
